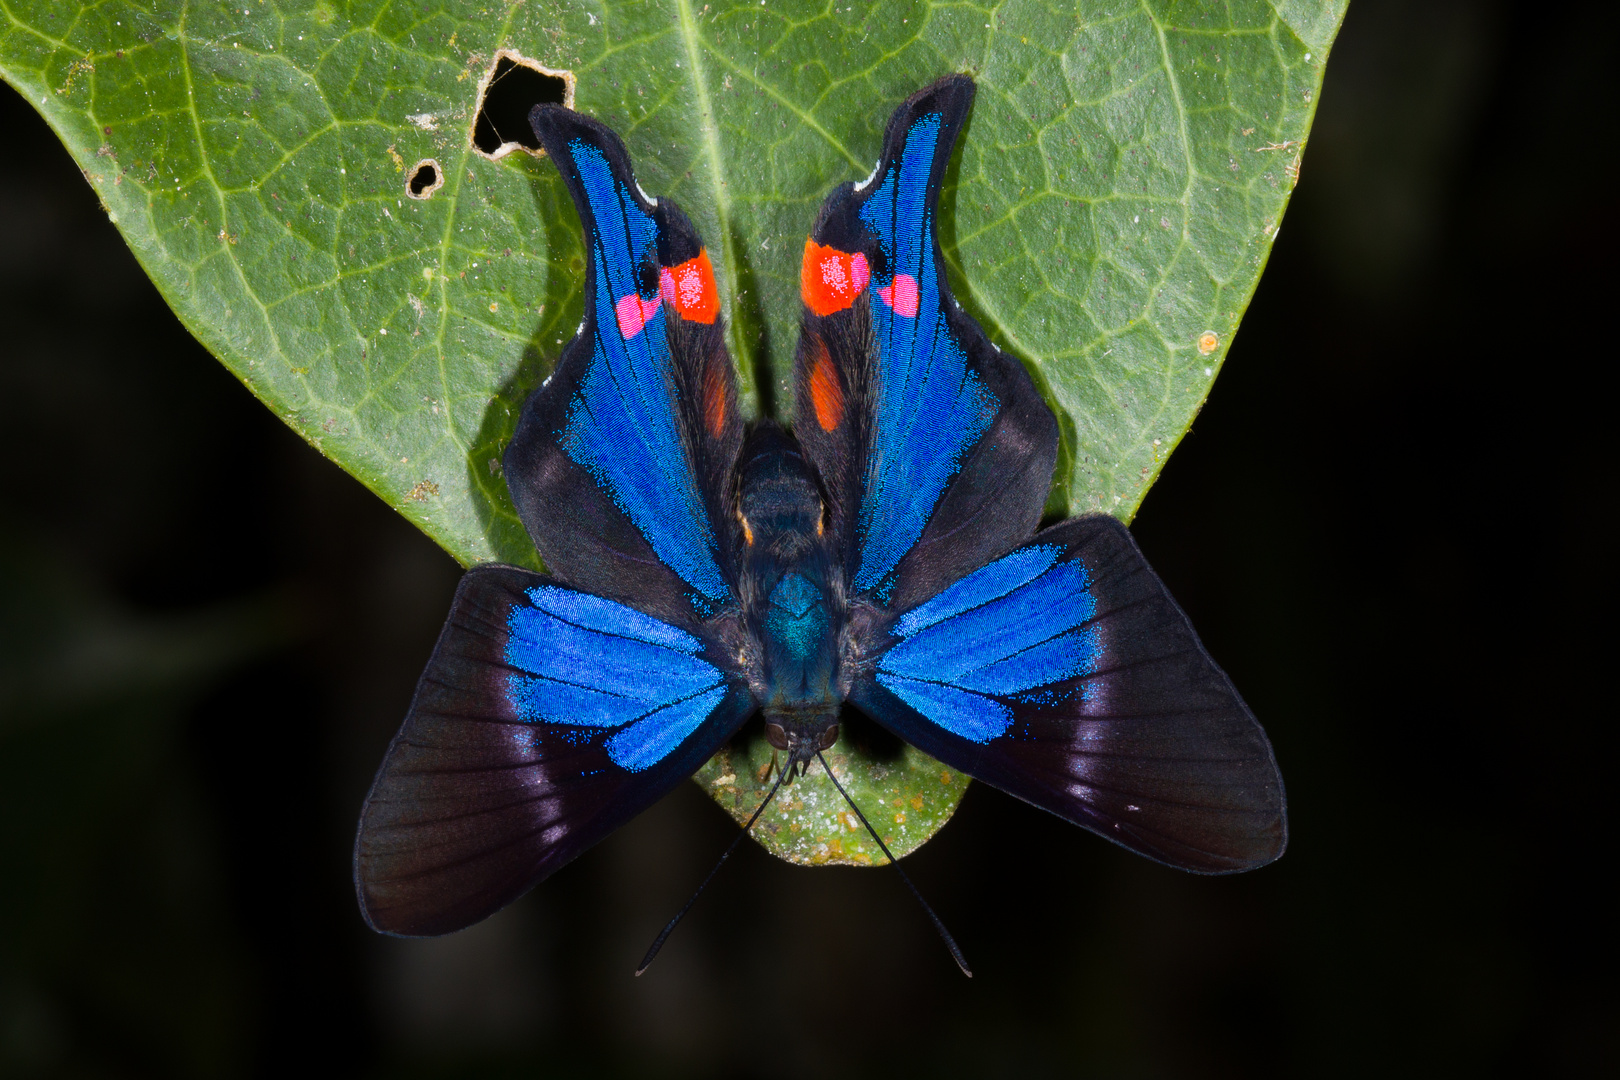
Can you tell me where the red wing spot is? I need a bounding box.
[876,273,920,318]
[702,360,727,437]
[615,293,662,338]
[807,334,845,432]
[660,249,720,324]
[801,240,870,316]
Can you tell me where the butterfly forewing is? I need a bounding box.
[504,105,745,628]
[793,75,1059,612]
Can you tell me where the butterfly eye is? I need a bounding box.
[816,724,839,750]
[765,722,789,750]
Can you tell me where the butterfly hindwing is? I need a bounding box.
[504,105,743,627]
[850,515,1287,873]
[794,75,1059,612]
[354,566,754,936]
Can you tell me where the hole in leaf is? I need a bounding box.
[472,51,574,160]
[406,159,443,200]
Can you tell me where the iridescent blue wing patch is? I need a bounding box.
[354,566,753,936]
[850,516,1287,873]
[506,106,743,627]
[793,76,1058,612]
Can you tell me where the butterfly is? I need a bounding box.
[354,75,1287,950]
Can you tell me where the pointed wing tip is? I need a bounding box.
[353,860,423,937]
[527,101,578,146]
[919,72,976,105]
[353,847,506,938]
[857,74,979,205]
[526,105,654,205]
[355,893,463,938]
[352,836,459,938]
[895,74,976,130]
[1175,802,1289,875]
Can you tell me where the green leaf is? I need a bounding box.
[2,0,1343,865]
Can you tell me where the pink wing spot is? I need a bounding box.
[615,292,662,338]
[659,267,677,305]
[815,250,870,297]
[876,273,919,318]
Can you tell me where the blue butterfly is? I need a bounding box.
[354,76,1286,947]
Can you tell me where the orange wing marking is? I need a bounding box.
[806,334,845,432]
[658,249,719,324]
[800,240,870,316]
[702,359,727,437]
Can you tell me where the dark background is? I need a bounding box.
[2,0,1612,1075]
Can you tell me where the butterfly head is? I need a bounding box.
[763,709,840,772]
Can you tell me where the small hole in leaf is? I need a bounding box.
[472,51,574,160]
[406,159,443,199]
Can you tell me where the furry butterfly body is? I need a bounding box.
[354,76,1286,938]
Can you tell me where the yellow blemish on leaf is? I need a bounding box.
[1198,331,1219,355]
[406,480,440,501]
[57,58,94,95]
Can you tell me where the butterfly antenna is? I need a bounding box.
[816,750,972,977]
[635,765,789,976]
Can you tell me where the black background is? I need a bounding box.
[1,0,1611,1075]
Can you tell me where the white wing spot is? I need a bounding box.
[853,160,881,192]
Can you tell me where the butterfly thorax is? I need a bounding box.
[735,423,845,765]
